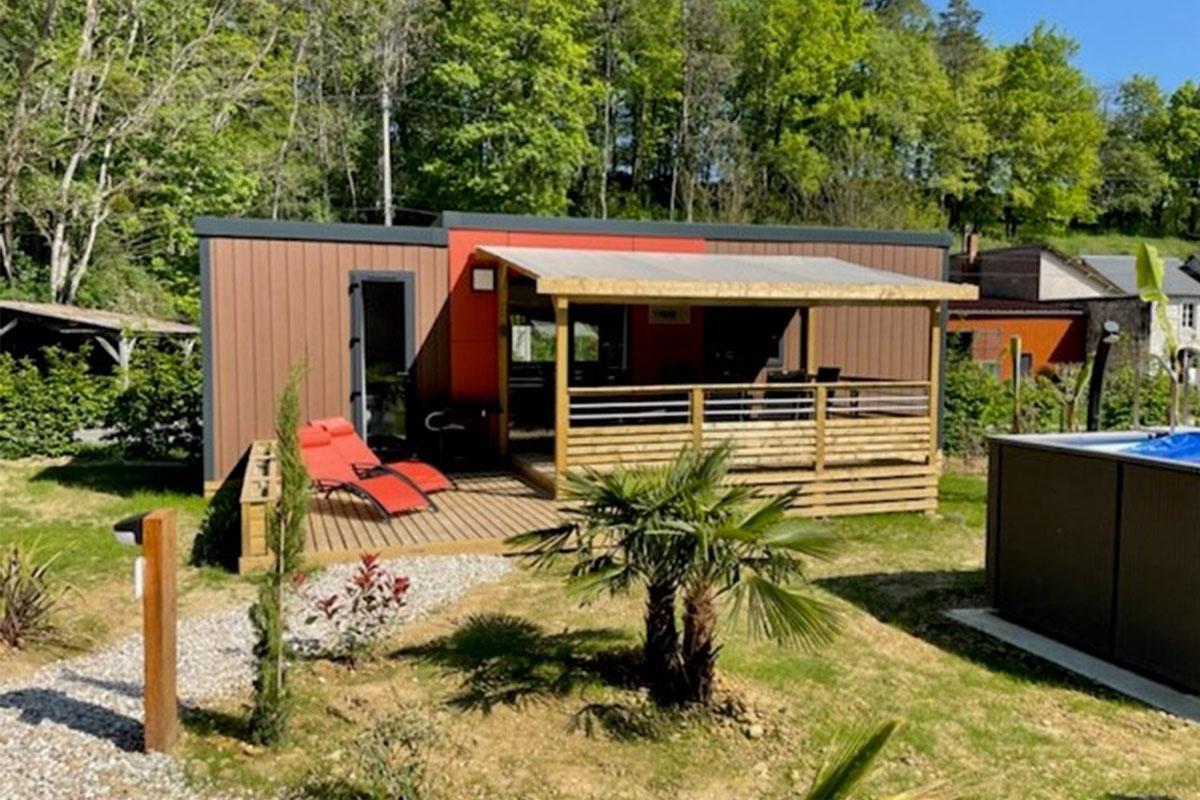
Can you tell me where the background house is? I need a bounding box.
[949,242,1200,373]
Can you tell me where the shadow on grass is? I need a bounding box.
[32,455,200,497]
[181,703,253,742]
[818,569,1130,700]
[393,613,658,736]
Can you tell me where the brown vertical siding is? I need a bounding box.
[706,239,944,380]
[206,237,449,484]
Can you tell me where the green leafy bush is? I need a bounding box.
[944,352,1188,457]
[0,542,62,649]
[106,345,202,461]
[942,351,1011,457]
[0,346,114,458]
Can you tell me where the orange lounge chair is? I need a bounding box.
[298,426,431,518]
[312,417,455,495]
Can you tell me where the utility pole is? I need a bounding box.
[380,16,394,227]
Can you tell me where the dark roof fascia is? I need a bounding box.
[439,211,952,249]
[194,216,447,246]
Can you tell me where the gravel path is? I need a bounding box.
[0,554,511,800]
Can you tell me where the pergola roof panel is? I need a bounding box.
[476,246,976,303]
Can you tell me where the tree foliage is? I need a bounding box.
[1,0,1195,319]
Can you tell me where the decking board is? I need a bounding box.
[296,471,560,567]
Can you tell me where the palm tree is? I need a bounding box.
[512,443,839,707]
[510,452,717,705]
[667,443,840,704]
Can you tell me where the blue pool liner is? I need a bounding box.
[1124,432,1200,463]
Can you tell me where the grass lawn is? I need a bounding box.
[172,472,1200,800]
[0,454,247,673]
[1013,231,1199,259]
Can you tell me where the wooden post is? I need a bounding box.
[928,304,943,466]
[814,385,827,474]
[496,262,510,459]
[554,297,569,497]
[141,509,178,752]
[690,386,704,450]
[1009,334,1022,434]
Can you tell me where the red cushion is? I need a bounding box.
[385,459,453,493]
[313,416,356,437]
[358,474,429,515]
[298,426,331,448]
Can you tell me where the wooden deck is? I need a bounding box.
[239,469,562,571]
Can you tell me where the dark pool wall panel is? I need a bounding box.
[992,445,1119,655]
[1115,465,1200,688]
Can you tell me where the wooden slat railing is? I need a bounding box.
[563,380,938,516]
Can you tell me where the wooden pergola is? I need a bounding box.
[477,246,977,516]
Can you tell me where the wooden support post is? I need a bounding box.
[1008,334,1022,434]
[497,263,510,459]
[554,296,569,497]
[928,304,943,467]
[690,387,704,450]
[814,385,827,474]
[141,509,178,752]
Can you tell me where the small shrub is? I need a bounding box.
[106,344,202,461]
[249,362,309,746]
[942,351,1010,456]
[0,346,114,458]
[351,707,438,800]
[0,543,62,649]
[305,553,410,665]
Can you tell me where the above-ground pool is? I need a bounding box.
[987,430,1200,694]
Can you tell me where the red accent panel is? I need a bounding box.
[446,228,707,402]
[630,305,706,383]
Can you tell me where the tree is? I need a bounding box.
[249,362,309,745]
[1164,82,1200,237]
[406,0,597,214]
[983,25,1104,234]
[514,444,839,707]
[935,0,986,85]
[10,0,288,303]
[732,0,873,220]
[511,455,699,705]
[1098,76,1170,230]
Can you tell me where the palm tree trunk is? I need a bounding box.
[682,580,717,705]
[644,579,682,705]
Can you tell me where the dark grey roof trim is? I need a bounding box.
[195,216,447,246]
[439,211,951,248]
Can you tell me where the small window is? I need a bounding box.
[1184,303,1196,330]
[1019,353,1033,378]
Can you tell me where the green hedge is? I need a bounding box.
[106,345,203,462]
[0,346,115,458]
[943,350,1182,457]
[0,343,202,462]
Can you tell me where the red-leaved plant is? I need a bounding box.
[304,553,410,664]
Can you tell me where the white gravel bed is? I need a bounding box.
[0,554,511,800]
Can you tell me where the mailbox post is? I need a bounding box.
[113,509,178,752]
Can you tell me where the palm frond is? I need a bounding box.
[803,720,900,800]
[759,520,841,561]
[727,574,838,649]
[506,524,578,569]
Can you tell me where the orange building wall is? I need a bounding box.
[446,230,707,402]
[948,315,1085,379]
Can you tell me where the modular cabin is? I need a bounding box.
[197,213,975,569]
